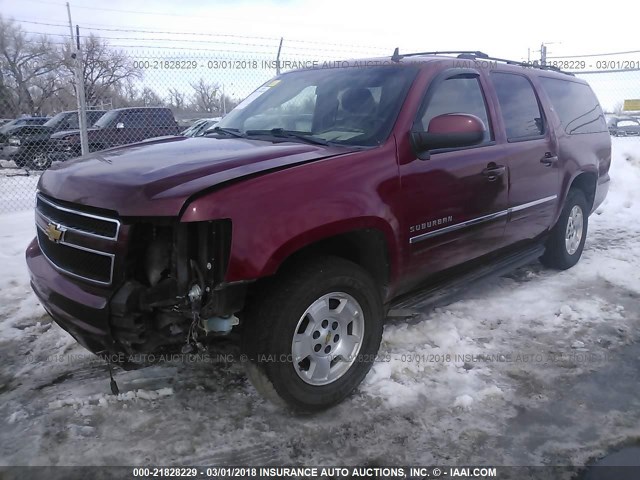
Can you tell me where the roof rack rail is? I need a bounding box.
[390,48,574,76]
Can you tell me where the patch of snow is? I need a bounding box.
[453,394,474,409]
[0,138,639,467]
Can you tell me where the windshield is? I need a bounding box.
[0,119,21,134]
[93,110,120,128]
[197,120,219,136]
[182,119,207,137]
[43,112,69,129]
[215,65,418,146]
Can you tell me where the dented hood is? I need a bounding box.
[38,136,350,217]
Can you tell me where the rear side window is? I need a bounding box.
[150,109,175,127]
[123,111,147,127]
[87,111,104,124]
[67,114,79,129]
[419,76,492,142]
[539,78,607,135]
[491,73,544,141]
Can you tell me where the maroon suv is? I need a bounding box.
[26,51,611,411]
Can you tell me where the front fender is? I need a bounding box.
[180,143,401,285]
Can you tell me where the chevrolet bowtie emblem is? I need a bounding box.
[45,223,64,243]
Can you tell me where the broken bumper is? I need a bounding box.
[26,237,120,357]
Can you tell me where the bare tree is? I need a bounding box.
[612,102,624,116]
[167,87,186,110]
[139,87,164,106]
[62,33,140,107]
[0,15,62,115]
[190,78,220,113]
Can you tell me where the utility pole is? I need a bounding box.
[66,3,89,156]
[222,84,226,116]
[540,42,547,66]
[276,37,283,75]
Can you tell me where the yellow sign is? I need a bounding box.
[623,99,640,111]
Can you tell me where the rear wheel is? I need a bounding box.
[28,152,52,170]
[241,256,384,412]
[541,189,588,270]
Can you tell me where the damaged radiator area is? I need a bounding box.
[109,219,246,358]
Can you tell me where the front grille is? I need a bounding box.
[37,229,113,283]
[37,195,119,239]
[35,194,120,285]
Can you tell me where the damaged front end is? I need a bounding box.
[110,219,246,360]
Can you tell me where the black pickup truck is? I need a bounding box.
[49,107,181,163]
[1,110,106,169]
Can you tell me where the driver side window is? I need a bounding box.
[419,76,492,142]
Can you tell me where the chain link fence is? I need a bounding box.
[1,38,640,214]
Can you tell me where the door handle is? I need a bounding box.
[540,152,558,166]
[482,163,506,182]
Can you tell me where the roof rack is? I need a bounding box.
[390,48,574,76]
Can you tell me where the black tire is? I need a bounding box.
[28,152,52,170]
[241,256,384,413]
[541,189,589,270]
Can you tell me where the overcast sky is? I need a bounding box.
[2,0,639,109]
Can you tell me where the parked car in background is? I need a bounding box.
[607,116,640,136]
[49,107,180,161]
[0,117,50,145]
[2,110,107,169]
[27,51,610,412]
[181,117,220,137]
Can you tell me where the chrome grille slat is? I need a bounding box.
[35,194,119,285]
[36,194,120,240]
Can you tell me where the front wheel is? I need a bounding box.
[541,189,588,270]
[241,256,384,412]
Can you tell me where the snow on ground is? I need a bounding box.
[0,139,639,472]
[0,160,40,214]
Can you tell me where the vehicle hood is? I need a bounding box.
[38,136,352,217]
[11,125,54,137]
[1,125,40,137]
[51,128,98,139]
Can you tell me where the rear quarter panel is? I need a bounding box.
[532,73,611,218]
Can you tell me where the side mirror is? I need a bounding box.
[411,113,486,155]
[116,122,125,130]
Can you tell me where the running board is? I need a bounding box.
[388,244,545,316]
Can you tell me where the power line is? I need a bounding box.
[12,17,390,52]
[14,19,282,41]
[22,29,386,55]
[548,49,640,59]
[22,31,279,49]
[20,38,341,58]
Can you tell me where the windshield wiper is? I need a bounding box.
[207,126,245,138]
[244,128,329,146]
